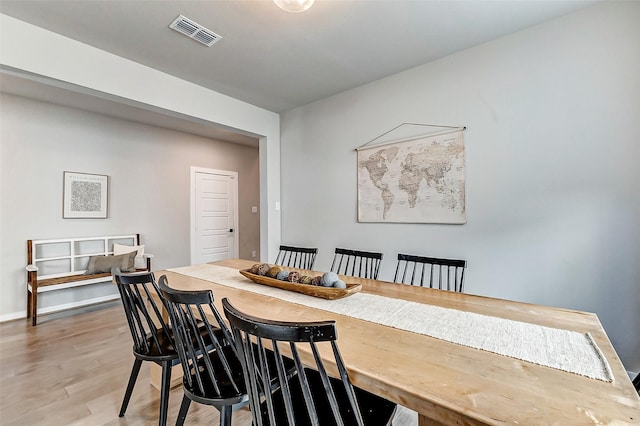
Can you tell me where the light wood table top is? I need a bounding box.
[157,259,640,425]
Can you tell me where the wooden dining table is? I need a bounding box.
[151,259,640,425]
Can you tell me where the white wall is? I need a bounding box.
[280,1,640,372]
[0,94,260,319]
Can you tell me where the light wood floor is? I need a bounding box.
[0,302,252,426]
[0,302,417,426]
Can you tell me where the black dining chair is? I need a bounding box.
[113,270,178,426]
[393,253,467,292]
[330,248,383,279]
[274,245,318,270]
[222,298,397,426]
[158,275,248,426]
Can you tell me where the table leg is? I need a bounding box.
[418,414,447,426]
[150,363,183,390]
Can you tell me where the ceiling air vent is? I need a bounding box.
[169,15,222,47]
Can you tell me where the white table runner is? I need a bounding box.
[168,264,613,382]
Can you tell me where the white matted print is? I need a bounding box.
[63,172,108,218]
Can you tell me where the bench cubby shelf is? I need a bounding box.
[26,234,152,326]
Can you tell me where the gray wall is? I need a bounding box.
[0,93,260,318]
[279,1,639,372]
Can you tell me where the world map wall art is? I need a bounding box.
[357,128,465,224]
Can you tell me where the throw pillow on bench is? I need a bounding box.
[84,251,137,274]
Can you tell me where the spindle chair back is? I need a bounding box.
[158,276,247,426]
[393,253,467,292]
[274,245,318,270]
[222,298,397,426]
[114,270,177,426]
[330,248,383,279]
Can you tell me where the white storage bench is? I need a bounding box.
[26,234,153,326]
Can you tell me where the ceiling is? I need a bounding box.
[0,0,598,142]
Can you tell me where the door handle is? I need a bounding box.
[229,229,234,233]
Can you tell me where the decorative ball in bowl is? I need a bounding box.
[240,263,361,299]
[248,263,349,288]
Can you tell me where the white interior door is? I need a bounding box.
[191,167,239,265]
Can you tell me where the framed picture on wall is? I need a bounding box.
[63,171,109,218]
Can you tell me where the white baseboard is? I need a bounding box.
[0,294,120,323]
[0,311,25,322]
[38,294,120,314]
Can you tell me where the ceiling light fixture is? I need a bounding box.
[273,0,315,13]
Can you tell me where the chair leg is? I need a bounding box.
[176,395,191,426]
[119,358,143,417]
[158,360,172,426]
[219,405,232,426]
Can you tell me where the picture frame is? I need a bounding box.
[63,171,109,219]
[357,128,466,224]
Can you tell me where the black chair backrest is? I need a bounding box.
[158,276,245,403]
[114,271,173,358]
[222,298,368,426]
[393,253,467,292]
[274,245,318,270]
[331,248,382,279]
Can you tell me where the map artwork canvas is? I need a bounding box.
[357,130,465,224]
[63,172,108,218]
